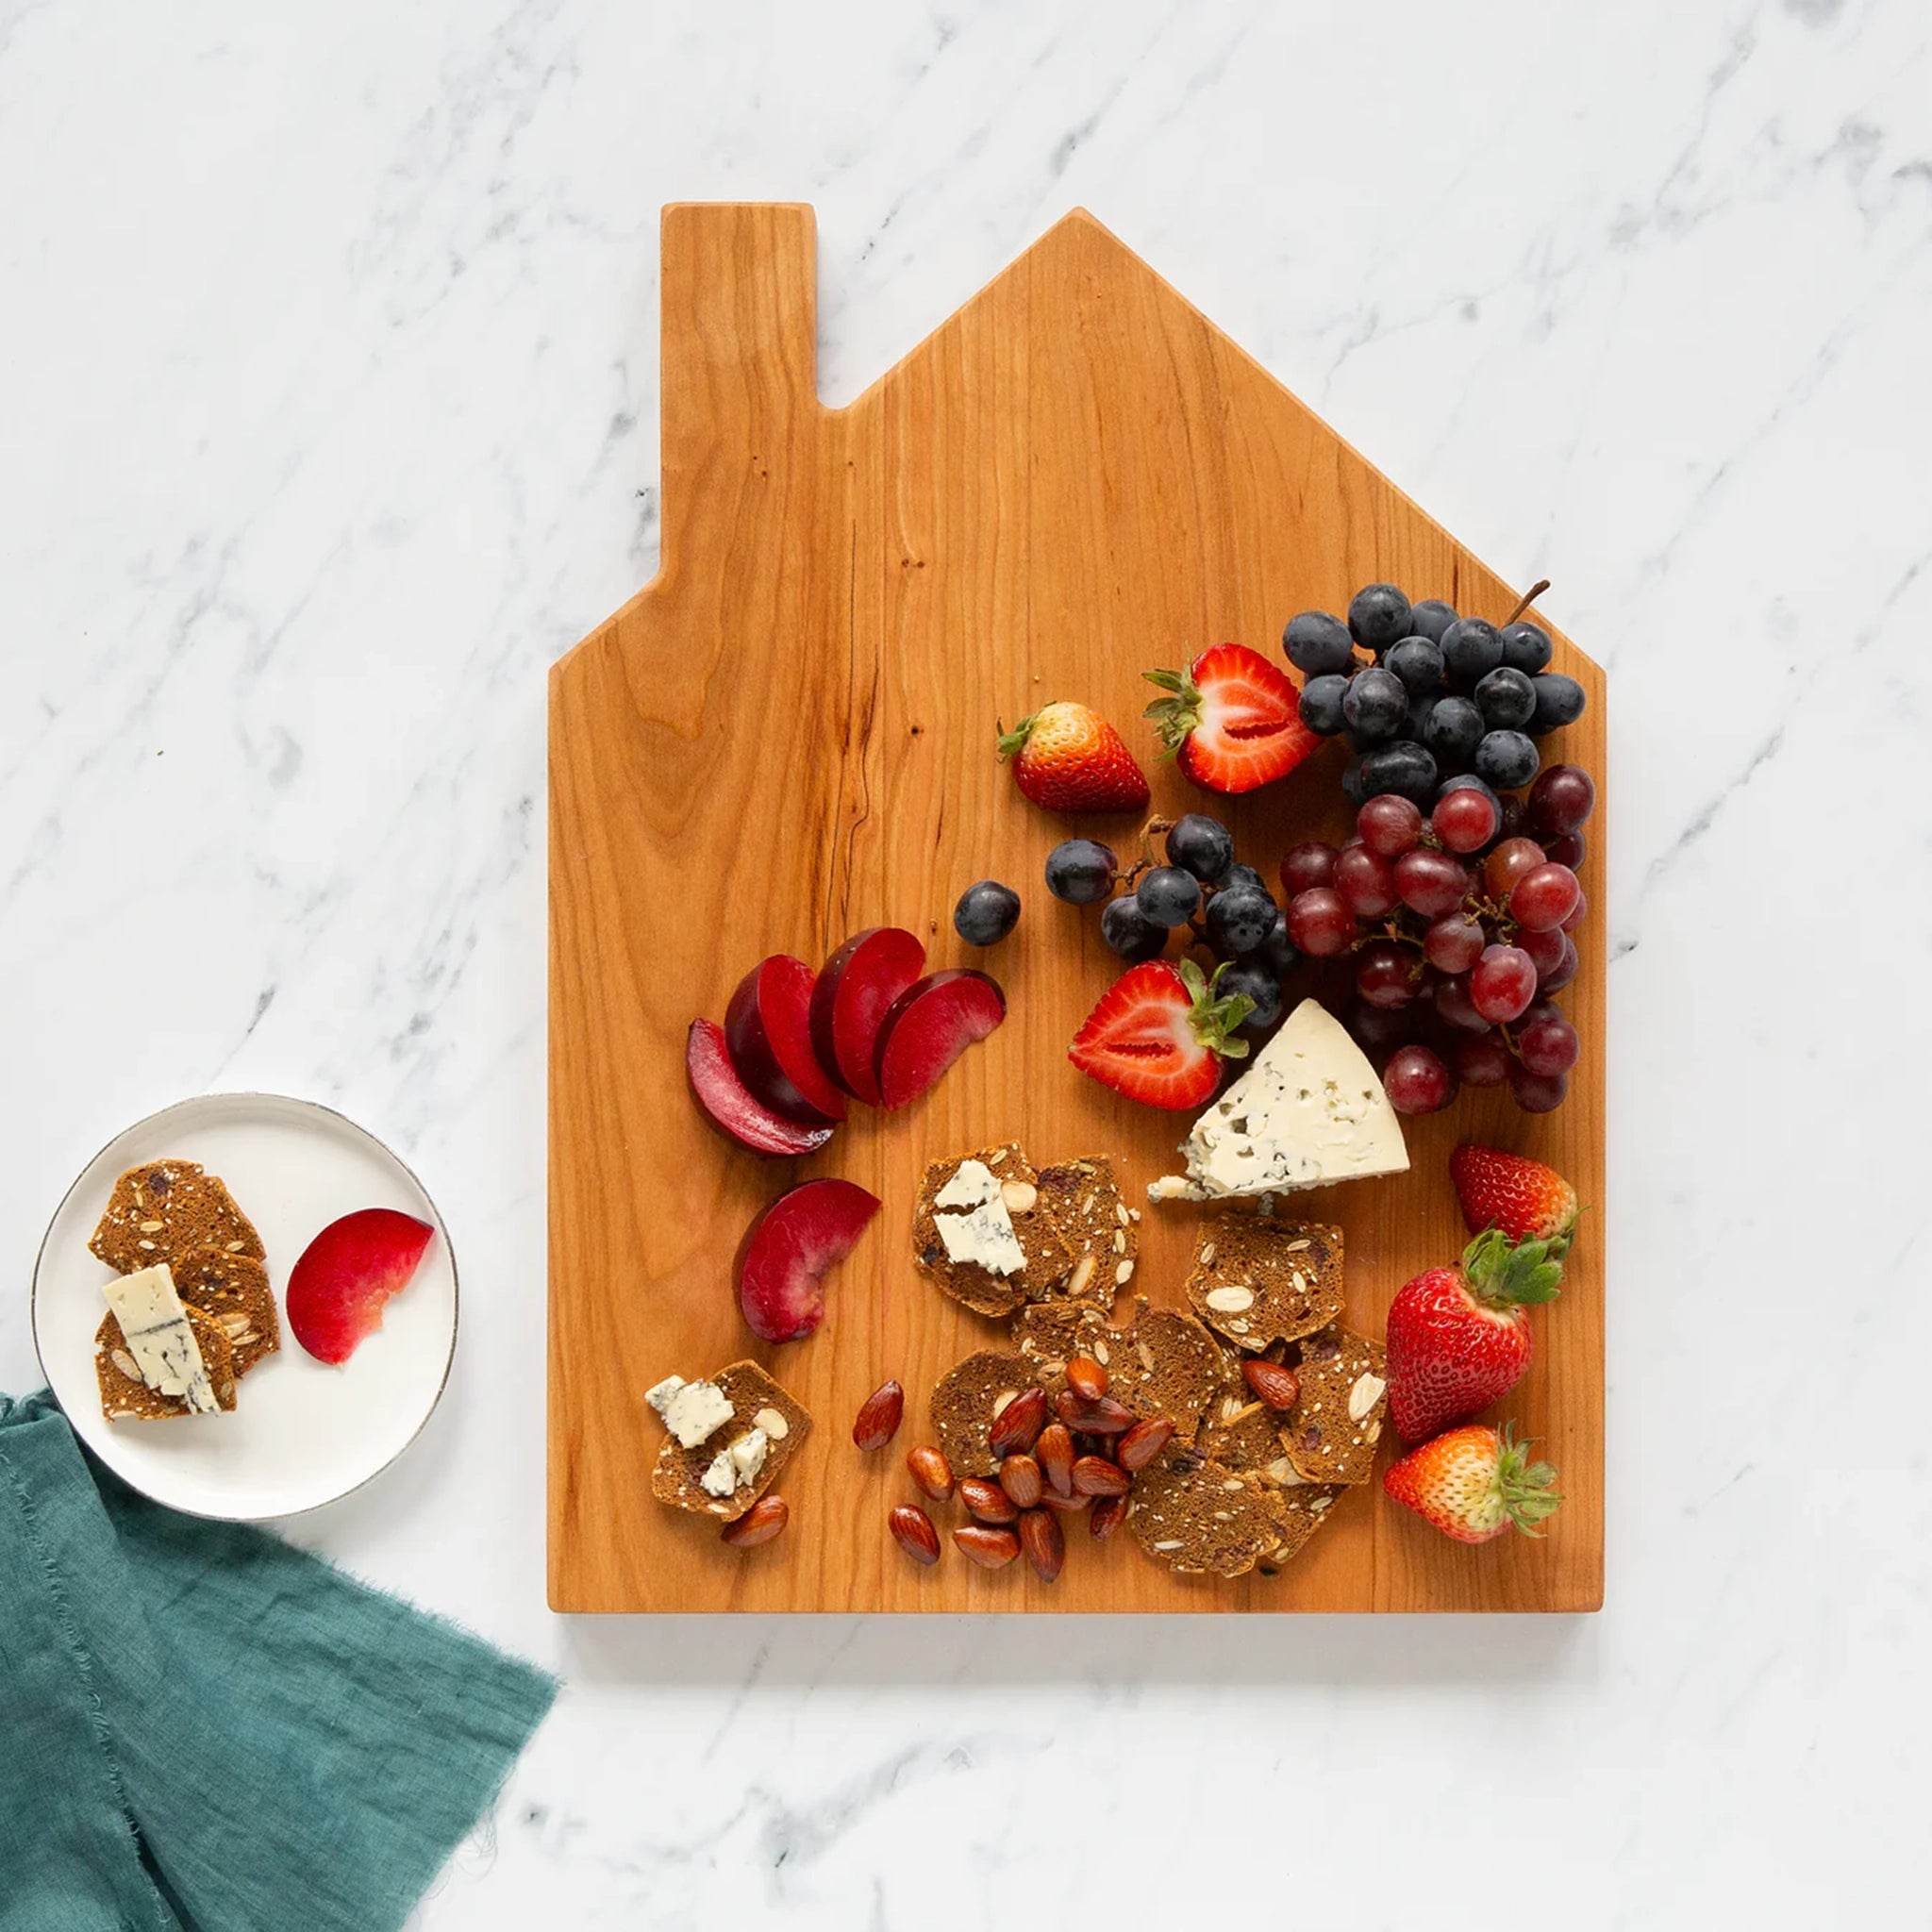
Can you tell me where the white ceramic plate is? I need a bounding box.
[32,1092,457,1520]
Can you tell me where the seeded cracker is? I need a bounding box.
[1281,1325,1387,1486]
[1010,1297,1222,1441]
[1033,1158,1138,1299]
[1125,1442,1282,1578]
[912,1144,1072,1318]
[168,1246,281,1377]
[1186,1215,1344,1352]
[1258,1484,1344,1573]
[90,1158,264,1276]
[94,1307,238,1420]
[930,1349,1035,1478]
[650,1361,810,1523]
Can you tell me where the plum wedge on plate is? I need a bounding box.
[735,1178,881,1342]
[686,1019,836,1158]
[808,927,925,1105]
[724,957,847,1124]
[287,1208,436,1365]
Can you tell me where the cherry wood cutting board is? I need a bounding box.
[548,203,1606,1613]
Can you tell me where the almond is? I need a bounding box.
[852,1380,905,1451]
[1073,1454,1130,1498]
[1115,1416,1175,1474]
[1000,1179,1038,1214]
[888,1504,941,1566]
[958,1477,1020,1525]
[721,1495,789,1549]
[1065,1354,1109,1401]
[1036,1422,1076,1496]
[1039,1489,1091,1515]
[1019,1507,1065,1583]
[906,1445,955,1501]
[1000,1454,1043,1510]
[987,1385,1048,1459]
[953,1524,1021,1569]
[1068,1254,1098,1296]
[1204,1284,1255,1314]
[1243,1359,1301,1409]
[1056,1390,1134,1435]
[1348,1373,1388,1422]
[1089,1492,1129,1541]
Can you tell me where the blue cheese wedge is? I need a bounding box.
[1151,999,1409,1203]
[931,1158,1026,1277]
[700,1426,771,1498]
[102,1263,220,1415]
[647,1374,735,1448]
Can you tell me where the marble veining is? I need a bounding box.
[4,1,1928,1925]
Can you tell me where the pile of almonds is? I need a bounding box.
[860,1363,1175,1582]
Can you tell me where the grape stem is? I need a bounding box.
[1117,814,1175,892]
[1503,578,1552,627]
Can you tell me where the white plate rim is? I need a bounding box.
[29,1091,458,1522]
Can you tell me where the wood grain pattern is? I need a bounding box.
[549,204,1606,1612]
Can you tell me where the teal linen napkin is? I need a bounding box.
[0,1391,558,1932]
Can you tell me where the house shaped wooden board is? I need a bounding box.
[548,204,1605,1612]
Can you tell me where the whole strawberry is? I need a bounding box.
[1385,1228,1564,1444]
[1383,1423,1562,1544]
[1450,1145,1580,1257]
[996,703,1149,814]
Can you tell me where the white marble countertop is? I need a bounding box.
[4,2,1927,1925]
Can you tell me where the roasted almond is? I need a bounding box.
[853,1380,905,1451]
[1000,1454,1043,1510]
[954,1524,1021,1569]
[1039,1487,1091,1515]
[721,1496,789,1548]
[1065,1354,1109,1402]
[906,1444,955,1501]
[1115,1415,1175,1473]
[1056,1390,1134,1435]
[958,1477,1021,1524]
[1089,1492,1129,1541]
[1243,1359,1301,1409]
[987,1385,1048,1459]
[1073,1454,1130,1498]
[1019,1507,1065,1582]
[889,1504,941,1566]
[1035,1422,1076,1496]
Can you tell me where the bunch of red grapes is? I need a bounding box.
[1280,763,1594,1116]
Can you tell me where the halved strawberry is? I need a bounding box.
[1143,643,1320,794]
[1068,958,1255,1110]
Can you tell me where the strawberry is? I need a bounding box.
[1068,958,1254,1110]
[996,703,1149,814]
[1384,1228,1564,1443]
[1383,1423,1562,1544]
[1450,1144,1581,1257]
[1142,643,1320,794]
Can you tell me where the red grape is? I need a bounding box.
[1350,1002,1417,1056]
[1483,837,1546,899]
[1559,886,1588,933]
[1432,788,1500,854]
[1423,911,1486,974]
[1508,1061,1569,1113]
[1518,1011,1579,1076]
[1471,944,1538,1023]
[1454,1033,1513,1087]
[1518,924,1568,974]
[1356,938,1423,1009]
[1509,861,1582,933]
[1538,934,1579,992]
[1544,830,1586,872]
[1394,848,1471,920]
[1498,794,1528,841]
[1357,794,1424,858]
[1334,843,1398,919]
[1385,1044,1454,1115]
[1280,841,1339,896]
[1434,974,1491,1033]
[1287,888,1355,957]
[1525,764,1595,837]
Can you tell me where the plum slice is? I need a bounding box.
[687,1019,835,1158]
[724,957,847,1124]
[808,926,926,1105]
[873,969,1007,1110]
[287,1208,436,1365]
[734,1177,880,1342]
